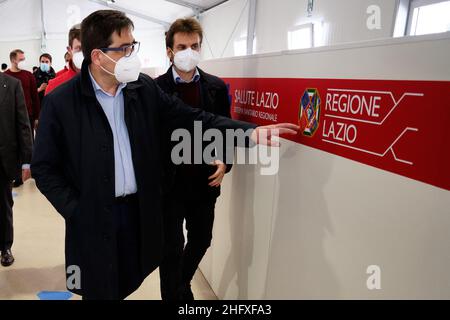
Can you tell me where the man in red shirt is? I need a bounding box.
[55,52,70,78]
[45,24,82,95]
[5,49,40,187]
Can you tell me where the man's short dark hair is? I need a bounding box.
[10,49,24,62]
[81,10,134,65]
[165,18,203,49]
[39,53,53,63]
[68,24,81,48]
[1,63,7,71]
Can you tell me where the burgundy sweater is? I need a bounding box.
[174,81,210,181]
[5,69,40,119]
[175,81,202,108]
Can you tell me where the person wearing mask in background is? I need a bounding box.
[0,71,33,267]
[31,9,297,300]
[1,63,8,72]
[45,24,83,95]
[5,49,40,187]
[156,18,233,301]
[55,52,71,77]
[35,53,56,105]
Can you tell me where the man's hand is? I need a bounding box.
[208,160,227,187]
[251,123,300,147]
[22,168,31,182]
[38,83,48,93]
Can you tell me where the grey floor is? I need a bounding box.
[0,179,217,300]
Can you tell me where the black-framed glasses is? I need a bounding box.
[99,41,140,58]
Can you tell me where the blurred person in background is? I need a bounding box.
[55,52,71,77]
[35,53,56,105]
[0,71,33,267]
[5,49,40,187]
[45,24,83,95]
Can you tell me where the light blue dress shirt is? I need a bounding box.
[172,67,200,84]
[88,68,137,197]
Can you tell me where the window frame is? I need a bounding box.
[394,0,450,36]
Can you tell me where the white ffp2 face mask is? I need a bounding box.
[17,60,29,71]
[99,51,141,83]
[72,51,84,70]
[173,48,200,73]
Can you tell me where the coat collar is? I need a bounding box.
[164,65,214,88]
[172,67,200,84]
[162,66,222,112]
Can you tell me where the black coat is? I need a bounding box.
[0,73,32,180]
[34,67,56,103]
[31,61,255,299]
[156,66,234,199]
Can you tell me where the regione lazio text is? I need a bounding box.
[229,78,450,191]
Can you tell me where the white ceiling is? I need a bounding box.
[0,0,229,41]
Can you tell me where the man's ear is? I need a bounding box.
[91,49,100,66]
[166,47,174,63]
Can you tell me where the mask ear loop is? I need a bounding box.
[98,50,117,77]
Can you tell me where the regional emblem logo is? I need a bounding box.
[299,88,321,137]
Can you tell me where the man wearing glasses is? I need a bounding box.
[32,10,298,300]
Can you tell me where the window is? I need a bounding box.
[395,0,450,37]
[288,23,313,50]
[408,0,450,35]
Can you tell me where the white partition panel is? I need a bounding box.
[198,33,450,299]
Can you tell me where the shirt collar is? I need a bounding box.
[88,66,127,97]
[172,67,200,84]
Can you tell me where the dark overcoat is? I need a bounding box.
[0,72,32,180]
[31,61,255,299]
[156,66,234,199]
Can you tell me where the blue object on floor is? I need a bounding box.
[37,291,73,300]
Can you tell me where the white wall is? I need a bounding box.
[199,0,398,59]
[198,33,450,299]
[200,0,250,59]
[0,0,41,70]
[256,0,397,52]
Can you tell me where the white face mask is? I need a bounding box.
[173,48,200,73]
[99,51,141,83]
[17,60,29,71]
[72,51,84,70]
